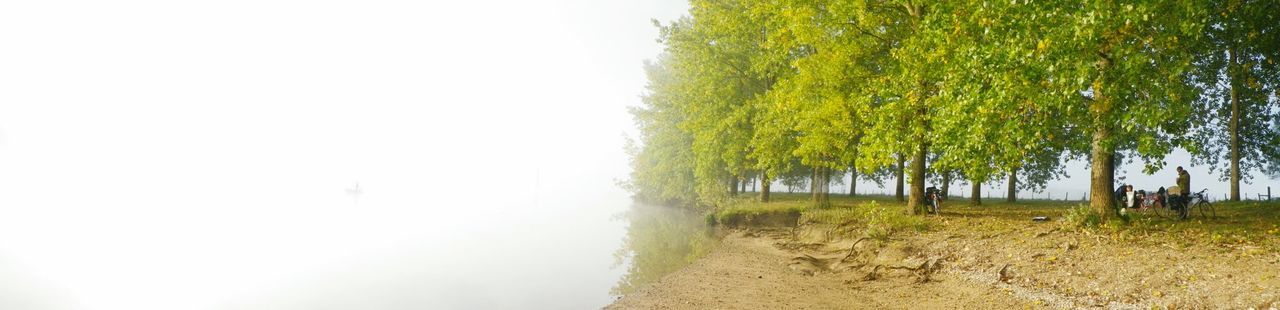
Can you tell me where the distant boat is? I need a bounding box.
[345,182,363,196]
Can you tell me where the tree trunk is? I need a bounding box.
[760,174,771,202]
[1089,96,1116,218]
[941,172,950,198]
[907,144,927,214]
[730,177,739,196]
[1229,48,1241,201]
[1085,50,1119,217]
[1090,133,1116,218]
[970,181,981,206]
[819,168,830,206]
[849,166,858,197]
[895,156,905,202]
[1007,170,1018,203]
[811,168,819,202]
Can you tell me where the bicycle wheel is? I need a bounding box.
[1198,200,1215,218]
[1153,202,1171,218]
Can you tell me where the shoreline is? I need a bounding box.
[608,230,1026,309]
[608,199,1280,309]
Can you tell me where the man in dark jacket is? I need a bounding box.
[1172,167,1192,218]
[1176,166,1191,195]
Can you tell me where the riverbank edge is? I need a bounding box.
[610,198,1280,309]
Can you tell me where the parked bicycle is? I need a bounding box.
[1166,188,1215,220]
[1186,188,1216,219]
[1130,189,1176,218]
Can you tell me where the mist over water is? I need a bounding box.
[0,102,650,309]
[0,72,652,308]
[0,0,696,309]
[0,159,640,309]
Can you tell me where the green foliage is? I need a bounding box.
[857,201,930,241]
[712,200,805,228]
[1187,0,1280,186]
[1061,204,1102,230]
[802,201,929,241]
[626,0,1271,216]
[625,56,699,206]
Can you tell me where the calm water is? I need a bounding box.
[0,183,715,309]
[611,203,718,296]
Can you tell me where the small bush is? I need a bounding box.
[802,207,862,225]
[1062,204,1101,229]
[713,201,805,228]
[861,202,929,240]
[802,201,928,241]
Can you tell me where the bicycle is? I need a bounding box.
[1166,192,1191,220]
[1165,188,1214,220]
[1187,188,1216,219]
[1131,191,1174,218]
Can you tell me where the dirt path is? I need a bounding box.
[922,214,1280,309]
[607,230,1027,309]
[610,204,1280,309]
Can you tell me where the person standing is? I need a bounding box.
[1174,167,1192,219]
[1177,166,1191,196]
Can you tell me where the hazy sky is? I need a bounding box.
[1,0,687,309]
[0,0,1274,309]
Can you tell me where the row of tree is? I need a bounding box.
[626,0,1279,217]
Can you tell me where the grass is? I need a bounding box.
[719,193,934,240]
[1114,201,1280,251]
[710,199,806,227]
[718,191,1280,251]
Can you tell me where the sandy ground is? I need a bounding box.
[609,208,1280,309]
[607,230,1027,309]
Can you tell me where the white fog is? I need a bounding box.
[1,0,1274,309]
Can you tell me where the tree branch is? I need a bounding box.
[840,22,889,43]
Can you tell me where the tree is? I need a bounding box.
[853,1,956,214]
[666,0,804,204]
[957,1,1208,217]
[762,0,885,207]
[655,1,796,206]
[1059,2,1207,217]
[750,91,798,202]
[1189,0,1280,201]
[626,54,698,206]
[627,0,1212,218]
[1007,153,1073,203]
